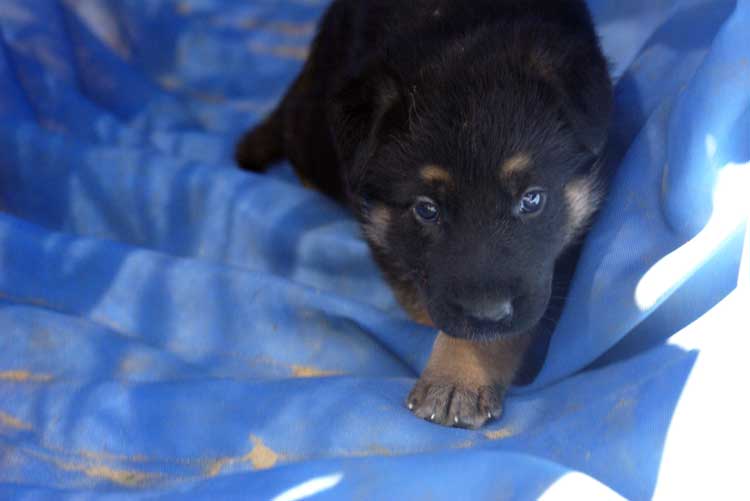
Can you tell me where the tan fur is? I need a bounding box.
[363,206,434,326]
[362,204,392,249]
[499,153,531,179]
[564,174,602,242]
[393,282,434,327]
[420,165,453,185]
[423,332,532,389]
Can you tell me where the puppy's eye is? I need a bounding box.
[517,189,547,216]
[413,197,440,223]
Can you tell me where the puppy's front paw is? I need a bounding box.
[407,376,504,429]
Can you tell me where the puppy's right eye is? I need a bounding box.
[413,197,440,223]
[516,188,547,216]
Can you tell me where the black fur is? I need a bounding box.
[236,0,613,343]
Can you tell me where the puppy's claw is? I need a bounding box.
[408,377,505,428]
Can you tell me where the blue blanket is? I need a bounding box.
[1,1,748,499]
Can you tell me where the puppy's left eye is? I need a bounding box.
[517,188,547,216]
[414,197,440,223]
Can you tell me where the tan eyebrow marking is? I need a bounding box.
[420,165,453,186]
[499,153,531,179]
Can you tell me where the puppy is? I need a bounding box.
[236,0,612,428]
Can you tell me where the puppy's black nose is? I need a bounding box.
[456,298,514,324]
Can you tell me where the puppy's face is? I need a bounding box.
[343,79,606,340]
[331,57,611,340]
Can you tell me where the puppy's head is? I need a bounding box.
[330,54,611,340]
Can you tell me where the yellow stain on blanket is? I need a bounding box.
[62,464,158,487]
[205,435,280,477]
[0,370,54,382]
[291,365,341,378]
[240,18,316,37]
[22,447,160,488]
[247,41,309,60]
[205,457,232,478]
[247,435,279,470]
[0,411,32,430]
[484,427,515,440]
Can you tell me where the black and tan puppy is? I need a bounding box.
[236,0,612,428]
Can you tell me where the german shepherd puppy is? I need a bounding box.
[236,0,612,428]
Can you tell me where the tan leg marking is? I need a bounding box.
[407,331,533,428]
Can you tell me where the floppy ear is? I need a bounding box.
[556,60,613,156]
[532,39,613,156]
[327,60,410,191]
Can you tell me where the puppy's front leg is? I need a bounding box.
[407,331,532,428]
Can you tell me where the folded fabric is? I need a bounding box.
[0,1,748,499]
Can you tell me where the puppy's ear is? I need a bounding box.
[534,44,613,156]
[556,60,613,156]
[328,60,409,189]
